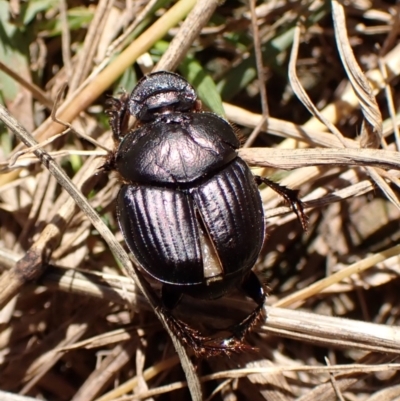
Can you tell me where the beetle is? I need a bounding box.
[106,71,307,355]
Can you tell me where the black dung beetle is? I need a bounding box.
[107,71,307,356]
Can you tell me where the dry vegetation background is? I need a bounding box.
[0,0,400,400]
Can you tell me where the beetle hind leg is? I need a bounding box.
[163,310,259,357]
[162,309,214,356]
[161,291,212,356]
[254,175,308,231]
[198,271,266,355]
[231,270,266,339]
[161,283,262,357]
[161,285,183,309]
[161,286,214,356]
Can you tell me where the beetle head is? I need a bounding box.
[128,71,197,122]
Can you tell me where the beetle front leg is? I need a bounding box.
[254,175,308,231]
[106,91,130,142]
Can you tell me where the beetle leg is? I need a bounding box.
[161,286,211,355]
[198,272,266,355]
[230,270,266,340]
[162,308,211,356]
[106,91,130,142]
[161,285,255,357]
[161,285,183,310]
[160,301,211,356]
[163,309,257,357]
[254,175,308,231]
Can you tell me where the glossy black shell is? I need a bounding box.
[117,156,264,287]
[111,71,264,298]
[115,74,265,298]
[115,112,239,183]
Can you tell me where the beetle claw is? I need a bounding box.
[163,300,265,357]
[163,310,214,356]
[202,335,257,356]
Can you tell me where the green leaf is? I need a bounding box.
[179,57,225,117]
[217,4,328,101]
[39,7,94,37]
[152,41,225,116]
[0,0,31,103]
[21,0,59,26]
[114,66,138,95]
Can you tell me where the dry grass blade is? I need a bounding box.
[365,165,400,211]
[325,358,345,401]
[0,391,39,401]
[94,356,182,401]
[68,0,115,92]
[331,0,382,147]
[367,384,400,401]
[289,10,400,214]
[264,307,400,354]
[239,147,400,170]
[156,0,219,71]
[275,243,400,308]
[289,15,347,146]
[0,61,53,109]
[294,354,395,401]
[71,341,138,401]
[303,41,400,132]
[225,103,400,148]
[378,57,400,150]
